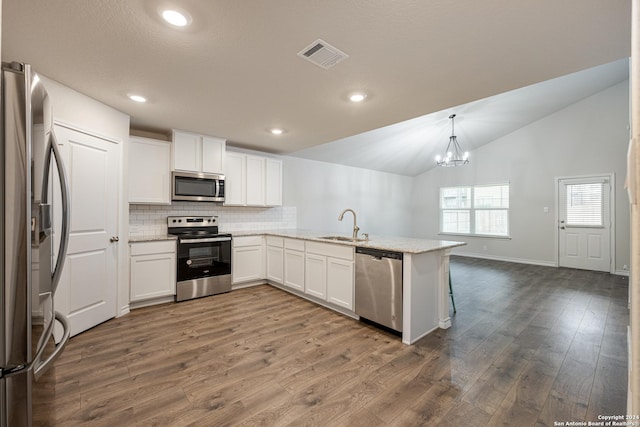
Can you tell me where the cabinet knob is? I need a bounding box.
[110,236,120,242]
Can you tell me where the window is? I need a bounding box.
[440,184,509,237]
[565,183,603,227]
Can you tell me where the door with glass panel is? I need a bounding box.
[558,175,612,272]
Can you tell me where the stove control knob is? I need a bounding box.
[186,259,192,266]
[172,219,176,223]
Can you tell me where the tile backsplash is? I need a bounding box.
[129,202,297,237]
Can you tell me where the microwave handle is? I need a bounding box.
[215,179,220,198]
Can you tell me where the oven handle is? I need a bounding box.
[179,236,232,244]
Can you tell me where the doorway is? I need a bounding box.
[556,174,614,272]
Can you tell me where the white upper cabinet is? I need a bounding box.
[224,152,246,206]
[246,155,266,206]
[172,130,225,174]
[265,158,283,206]
[202,136,226,174]
[224,151,282,207]
[128,136,171,204]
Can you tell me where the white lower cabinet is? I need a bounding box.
[304,241,355,310]
[130,240,176,302]
[284,238,305,291]
[304,253,327,299]
[327,258,355,310]
[266,236,284,284]
[232,234,355,313]
[232,236,265,284]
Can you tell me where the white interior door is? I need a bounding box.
[53,124,119,336]
[558,175,612,272]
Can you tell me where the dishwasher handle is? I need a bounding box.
[356,247,403,260]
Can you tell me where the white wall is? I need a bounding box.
[410,80,630,272]
[42,76,132,316]
[282,156,414,237]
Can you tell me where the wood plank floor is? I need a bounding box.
[32,257,629,426]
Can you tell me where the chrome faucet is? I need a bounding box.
[338,208,360,240]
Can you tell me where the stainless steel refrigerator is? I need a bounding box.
[1,62,71,426]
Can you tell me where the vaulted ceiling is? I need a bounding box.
[2,0,632,175]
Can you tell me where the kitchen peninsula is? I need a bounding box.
[231,229,466,345]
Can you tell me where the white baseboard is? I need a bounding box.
[129,296,173,310]
[452,251,557,268]
[118,304,130,317]
[454,251,630,277]
[267,281,358,320]
[232,280,267,290]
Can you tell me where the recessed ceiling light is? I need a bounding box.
[128,94,147,103]
[349,93,367,103]
[161,9,190,27]
[270,128,284,135]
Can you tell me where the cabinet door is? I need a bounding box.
[202,136,225,174]
[232,246,264,283]
[266,246,284,284]
[130,252,176,301]
[172,131,200,172]
[246,155,266,206]
[305,253,327,299]
[327,258,354,310]
[284,249,305,291]
[129,137,171,204]
[265,158,282,206]
[224,152,246,206]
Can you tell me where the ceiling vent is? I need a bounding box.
[297,39,349,70]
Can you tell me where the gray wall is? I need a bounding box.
[282,156,414,237]
[410,80,630,272]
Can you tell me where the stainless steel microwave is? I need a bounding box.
[172,171,225,202]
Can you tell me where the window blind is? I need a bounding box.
[566,183,603,226]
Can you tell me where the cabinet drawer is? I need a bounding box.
[266,236,284,248]
[284,238,305,251]
[305,241,353,261]
[130,240,176,256]
[233,235,263,247]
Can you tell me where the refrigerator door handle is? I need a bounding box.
[50,130,70,294]
[33,311,70,380]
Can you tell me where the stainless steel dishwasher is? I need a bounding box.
[355,247,403,332]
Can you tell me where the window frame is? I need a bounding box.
[439,183,511,239]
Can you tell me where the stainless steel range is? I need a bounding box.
[168,216,232,302]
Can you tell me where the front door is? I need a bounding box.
[53,124,119,336]
[558,175,612,272]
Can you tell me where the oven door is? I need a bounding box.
[176,236,231,282]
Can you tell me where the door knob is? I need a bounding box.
[110,236,120,242]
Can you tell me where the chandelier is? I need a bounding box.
[435,114,469,167]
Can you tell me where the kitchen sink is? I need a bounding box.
[319,235,366,242]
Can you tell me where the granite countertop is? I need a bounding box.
[128,234,178,243]
[228,229,465,254]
